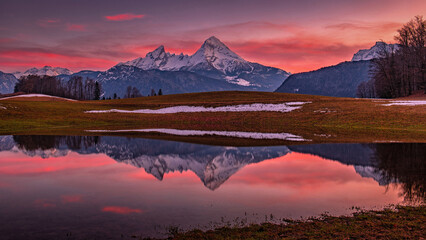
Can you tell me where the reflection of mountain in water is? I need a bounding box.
[2,135,288,190]
[89,137,289,190]
[289,143,425,202]
[288,144,388,184]
[0,135,424,199]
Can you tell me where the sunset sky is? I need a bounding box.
[0,0,425,73]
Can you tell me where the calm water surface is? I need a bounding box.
[0,135,424,239]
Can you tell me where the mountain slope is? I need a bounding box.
[275,42,400,98]
[96,65,246,97]
[120,36,289,91]
[275,60,372,97]
[0,71,18,94]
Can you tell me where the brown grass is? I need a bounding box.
[154,205,426,240]
[0,91,425,144]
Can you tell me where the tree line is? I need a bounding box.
[14,75,101,100]
[123,86,163,98]
[357,16,425,98]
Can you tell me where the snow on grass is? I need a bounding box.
[380,100,426,106]
[86,128,310,141]
[0,105,6,110]
[86,102,310,114]
[0,94,77,101]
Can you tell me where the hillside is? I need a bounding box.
[275,60,372,97]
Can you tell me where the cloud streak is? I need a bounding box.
[105,13,144,21]
[102,206,142,214]
[66,24,87,32]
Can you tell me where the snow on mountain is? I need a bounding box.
[121,36,251,74]
[122,45,191,71]
[186,36,253,74]
[0,71,18,94]
[119,36,289,90]
[352,41,400,61]
[13,66,73,78]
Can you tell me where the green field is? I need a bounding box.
[0,91,425,144]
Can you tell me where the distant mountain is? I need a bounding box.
[0,71,18,94]
[4,37,288,97]
[119,36,289,92]
[275,60,372,97]
[13,66,73,78]
[352,41,400,61]
[275,42,400,98]
[57,70,102,81]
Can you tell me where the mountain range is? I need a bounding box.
[13,66,73,79]
[0,37,289,97]
[1,39,397,98]
[275,41,398,97]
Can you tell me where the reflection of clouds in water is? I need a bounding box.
[0,135,424,199]
[0,136,423,239]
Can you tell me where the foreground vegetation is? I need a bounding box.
[154,205,425,240]
[0,91,425,144]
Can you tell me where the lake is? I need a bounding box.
[0,135,424,239]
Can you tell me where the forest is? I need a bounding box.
[14,75,102,100]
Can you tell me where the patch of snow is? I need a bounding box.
[224,76,252,86]
[86,102,310,114]
[0,105,6,109]
[380,100,426,106]
[86,128,310,141]
[0,94,77,101]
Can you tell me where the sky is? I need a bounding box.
[0,0,425,74]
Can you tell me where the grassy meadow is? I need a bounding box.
[0,91,425,145]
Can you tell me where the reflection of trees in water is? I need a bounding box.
[370,143,425,203]
[13,135,99,151]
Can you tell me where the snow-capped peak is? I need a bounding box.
[121,45,190,71]
[147,45,166,59]
[117,36,289,90]
[189,36,248,74]
[121,36,251,74]
[13,66,73,78]
[352,41,400,61]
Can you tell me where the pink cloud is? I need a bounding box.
[102,206,142,214]
[66,24,86,32]
[105,13,144,21]
[0,49,116,72]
